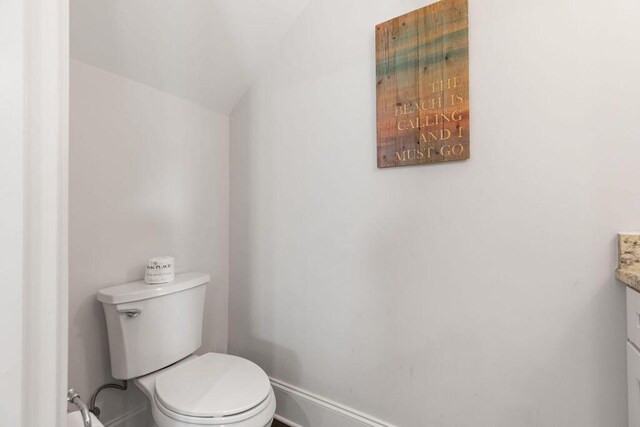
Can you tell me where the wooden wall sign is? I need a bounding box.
[376,0,470,168]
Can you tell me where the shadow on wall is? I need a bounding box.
[227,55,311,424]
[246,336,308,427]
[69,290,148,421]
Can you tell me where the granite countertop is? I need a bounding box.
[616,233,640,292]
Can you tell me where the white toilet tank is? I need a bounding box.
[97,272,210,379]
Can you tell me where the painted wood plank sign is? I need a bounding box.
[376,0,470,168]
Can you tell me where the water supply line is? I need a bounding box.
[89,380,128,418]
[68,388,92,427]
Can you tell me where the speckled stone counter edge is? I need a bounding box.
[616,233,640,293]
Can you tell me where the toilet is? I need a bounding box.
[97,272,275,427]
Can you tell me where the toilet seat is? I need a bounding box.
[154,388,275,425]
[151,353,274,425]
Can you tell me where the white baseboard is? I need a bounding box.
[99,381,393,427]
[270,378,396,427]
[103,404,149,427]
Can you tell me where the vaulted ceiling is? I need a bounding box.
[71,0,311,114]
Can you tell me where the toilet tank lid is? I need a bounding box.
[97,272,210,305]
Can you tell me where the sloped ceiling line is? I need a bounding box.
[71,0,312,114]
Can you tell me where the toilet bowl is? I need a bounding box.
[97,272,275,427]
[135,353,275,427]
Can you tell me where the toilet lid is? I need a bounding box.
[155,353,271,418]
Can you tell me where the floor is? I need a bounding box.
[273,420,288,427]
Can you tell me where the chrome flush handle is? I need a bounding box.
[118,309,141,318]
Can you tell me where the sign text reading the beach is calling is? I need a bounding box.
[376,0,470,168]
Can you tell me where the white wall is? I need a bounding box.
[2,2,68,426]
[229,1,640,426]
[0,1,24,424]
[69,60,229,424]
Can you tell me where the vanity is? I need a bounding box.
[617,233,640,427]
